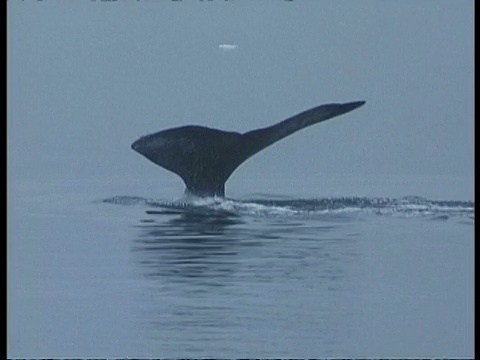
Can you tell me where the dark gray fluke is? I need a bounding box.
[131,101,365,197]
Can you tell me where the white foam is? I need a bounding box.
[212,199,298,216]
[102,195,474,220]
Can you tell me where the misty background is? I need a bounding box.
[8,0,474,199]
[7,1,474,357]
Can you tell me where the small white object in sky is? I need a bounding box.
[219,44,239,51]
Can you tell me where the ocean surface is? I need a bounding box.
[8,175,474,358]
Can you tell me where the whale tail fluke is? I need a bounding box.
[131,101,365,197]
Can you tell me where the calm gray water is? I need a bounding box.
[7,175,474,358]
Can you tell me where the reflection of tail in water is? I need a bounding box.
[131,203,244,282]
[102,195,474,219]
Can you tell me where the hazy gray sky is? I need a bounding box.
[8,0,474,198]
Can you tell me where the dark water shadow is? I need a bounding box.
[130,201,355,288]
[127,200,363,348]
[122,194,475,288]
[131,206,247,285]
